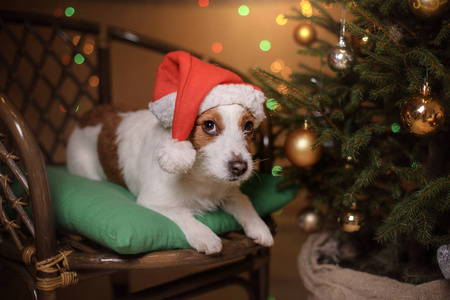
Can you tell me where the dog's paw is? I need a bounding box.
[244,220,274,247]
[185,225,223,255]
[157,140,196,174]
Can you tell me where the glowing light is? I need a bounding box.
[211,42,223,53]
[83,39,95,55]
[238,5,250,16]
[266,98,279,110]
[300,0,313,17]
[198,0,209,7]
[270,59,285,73]
[411,162,418,168]
[74,53,85,64]
[391,122,401,133]
[60,105,67,113]
[271,166,283,176]
[73,35,81,46]
[259,40,271,51]
[75,105,80,112]
[53,8,63,18]
[417,105,425,113]
[61,54,71,66]
[89,75,99,87]
[276,14,287,26]
[348,215,355,221]
[280,66,292,78]
[65,7,75,17]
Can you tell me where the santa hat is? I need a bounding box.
[149,51,266,174]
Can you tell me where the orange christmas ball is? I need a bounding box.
[284,124,323,167]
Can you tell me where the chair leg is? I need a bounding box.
[249,248,270,300]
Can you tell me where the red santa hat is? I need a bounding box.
[149,51,266,174]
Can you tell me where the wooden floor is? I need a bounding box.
[1,196,309,300]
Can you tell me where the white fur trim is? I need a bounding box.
[157,139,196,174]
[200,84,266,127]
[148,92,176,128]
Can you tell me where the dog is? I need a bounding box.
[67,102,274,254]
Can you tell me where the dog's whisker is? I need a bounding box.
[251,170,262,183]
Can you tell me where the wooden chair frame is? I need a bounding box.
[0,10,275,300]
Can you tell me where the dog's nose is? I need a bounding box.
[228,160,248,176]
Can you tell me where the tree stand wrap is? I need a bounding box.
[298,233,450,300]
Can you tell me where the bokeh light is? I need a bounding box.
[74,53,85,64]
[83,39,95,55]
[259,40,271,51]
[61,54,71,66]
[89,75,100,87]
[73,35,81,46]
[300,0,313,17]
[238,5,250,16]
[276,14,287,25]
[65,7,75,17]
[270,59,285,73]
[53,8,63,18]
[211,42,223,53]
[391,122,401,133]
[60,104,67,113]
[281,66,292,78]
[271,165,283,176]
[198,0,209,7]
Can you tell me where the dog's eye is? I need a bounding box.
[243,121,254,135]
[203,121,217,134]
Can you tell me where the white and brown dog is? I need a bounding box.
[67,52,273,254]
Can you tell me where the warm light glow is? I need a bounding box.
[270,59,285,73]
[300,0,313,17]
[198,0,209,7]
[276,14,287,25]
[61,54,71,66]
[89,75,99,87]
[238,5,250,16]
[73,36,80,46]
[211,42,223,53]
[348,215,355,221]
[53,8,63,18]
[83,39,95,55]
[417,105,425,113]
[280,66,292,78]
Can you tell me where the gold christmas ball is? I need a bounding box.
[293,23,317,46]
[284,124,323,168]
[297,207,322,233]
[338,208,364,233]
[327,44,356,75]
[400,84,445,136]
[409,0,448,18]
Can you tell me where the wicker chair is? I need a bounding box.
[0,10,278,300]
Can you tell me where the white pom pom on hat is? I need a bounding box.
[149,51,266,174]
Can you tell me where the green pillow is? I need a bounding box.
[46,166,294,255]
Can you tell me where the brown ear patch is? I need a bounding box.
[190,107,224,151]
[79,104,136,187]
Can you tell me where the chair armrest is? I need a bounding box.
[0,94,56,263]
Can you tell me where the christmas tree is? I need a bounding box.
[254,0,450,283]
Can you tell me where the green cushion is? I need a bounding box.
[46,166,294,255]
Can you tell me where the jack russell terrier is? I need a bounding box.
[67,51,273,254]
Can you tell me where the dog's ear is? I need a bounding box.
[156,137,196,174]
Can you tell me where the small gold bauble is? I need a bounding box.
[350,32,375,58]
[284,122,323,168]
[400,84,445,136]
[297,207,322,233]
[338,208,364,233]
[293,23,317,46]
[409,0,448,18]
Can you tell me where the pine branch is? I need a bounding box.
[432,21,450,46]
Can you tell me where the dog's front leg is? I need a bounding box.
[139,203,223,255]
[221,190,274,247]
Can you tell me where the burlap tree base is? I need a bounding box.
[298,233,450,300]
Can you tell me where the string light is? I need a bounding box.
[259,40,271,51]
[211,42,223,53]
[300,0,313,17]
[276,14,288,26]
[53,8,63,18]
[65,7,75,17]
[238,5,250,16]
[74,53,85,64]
[198,0,209,7]
[89,75,99,87]
[61,55,71,66]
